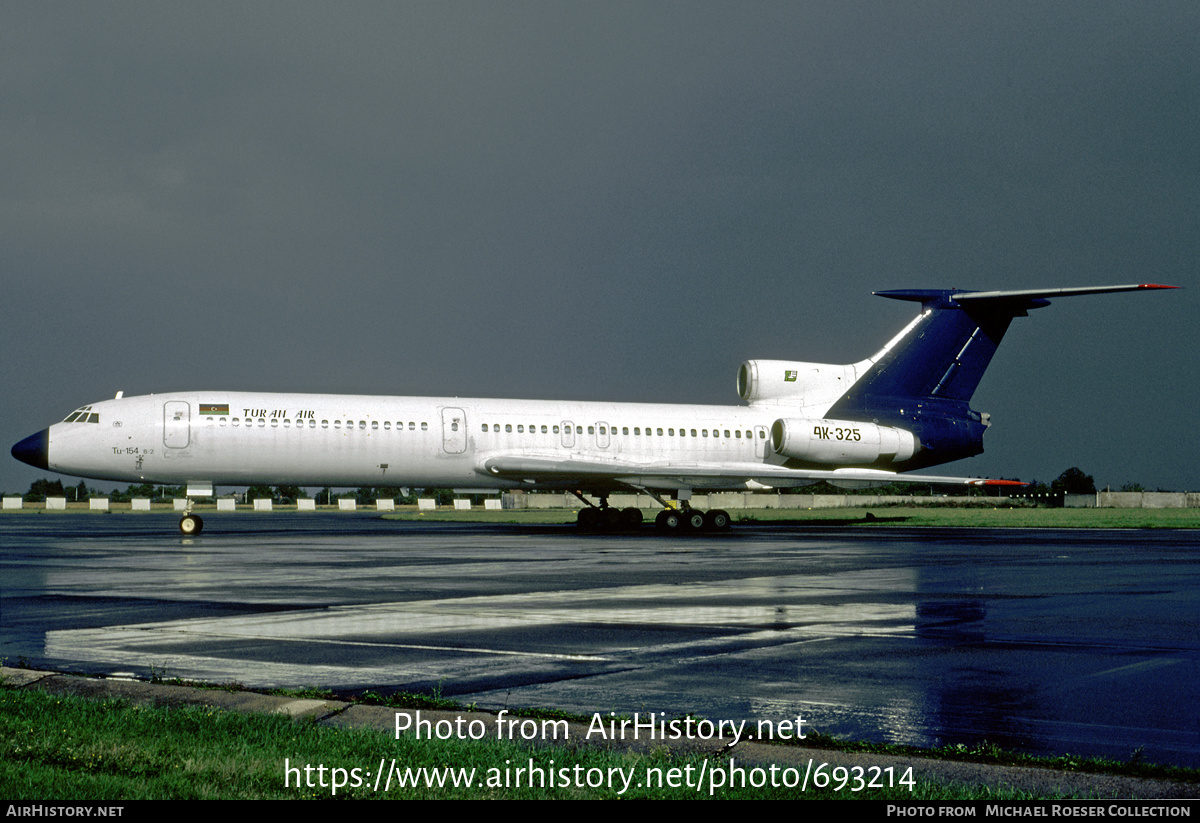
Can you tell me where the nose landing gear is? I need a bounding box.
[179,496,204,535]
[179,513,203,535]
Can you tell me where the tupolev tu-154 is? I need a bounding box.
[11,284,1175,534]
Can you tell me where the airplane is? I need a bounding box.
[11,284,1175,535]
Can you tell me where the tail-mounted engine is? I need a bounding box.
[770,417,919,465]
[737,359,858,408]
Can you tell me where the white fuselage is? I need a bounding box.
[46,391,781,491]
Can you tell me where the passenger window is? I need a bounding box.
[622,427,629,435]
[541,425,548,433]
[421,422,428,430]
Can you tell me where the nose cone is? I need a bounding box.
[12,429,49,470]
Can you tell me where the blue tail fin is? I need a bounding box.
[827,284,1176,468]
[837,289,1024,407]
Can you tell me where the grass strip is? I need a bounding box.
[3,686,1052,800]
[379,506,1200,528]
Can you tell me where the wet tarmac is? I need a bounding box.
[3,513,1199,768]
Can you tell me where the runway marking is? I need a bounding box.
[1085,658,1182,680]
[41,574,918,688]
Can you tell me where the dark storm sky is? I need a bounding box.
[2,2,1196,493]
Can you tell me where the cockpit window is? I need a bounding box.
[63,406,99,424]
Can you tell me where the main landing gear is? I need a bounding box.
[571,491,731,534]
[576,504,644,532]
[653,507,731,533]
[572,491,644,532]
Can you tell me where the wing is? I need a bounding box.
[481,454,1023,491]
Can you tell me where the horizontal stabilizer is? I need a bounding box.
[952,283,1178,302]
[874,283,1179,308]
[831,283,1179,418]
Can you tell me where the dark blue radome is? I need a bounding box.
[12,429,49,470]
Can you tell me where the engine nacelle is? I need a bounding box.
[770,418,918,465]
[737,359,857,407]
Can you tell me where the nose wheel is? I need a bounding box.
[179,513,204,535]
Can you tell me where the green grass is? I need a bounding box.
[378,505,1200,529]
[4,685,1196,799]
[0,686,1036,800]
[730,506,1200,529]
[383,508,583,524]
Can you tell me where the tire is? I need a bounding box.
[179,514,203,535]
[705,509,731,531]
[620,507,643,530]
[685,511,706,531]
[657,510,682,531]
[577,508,600,530]
[602,507,625,530]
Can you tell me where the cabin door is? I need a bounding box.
[163,401,191,451]
[441,407,467,454]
